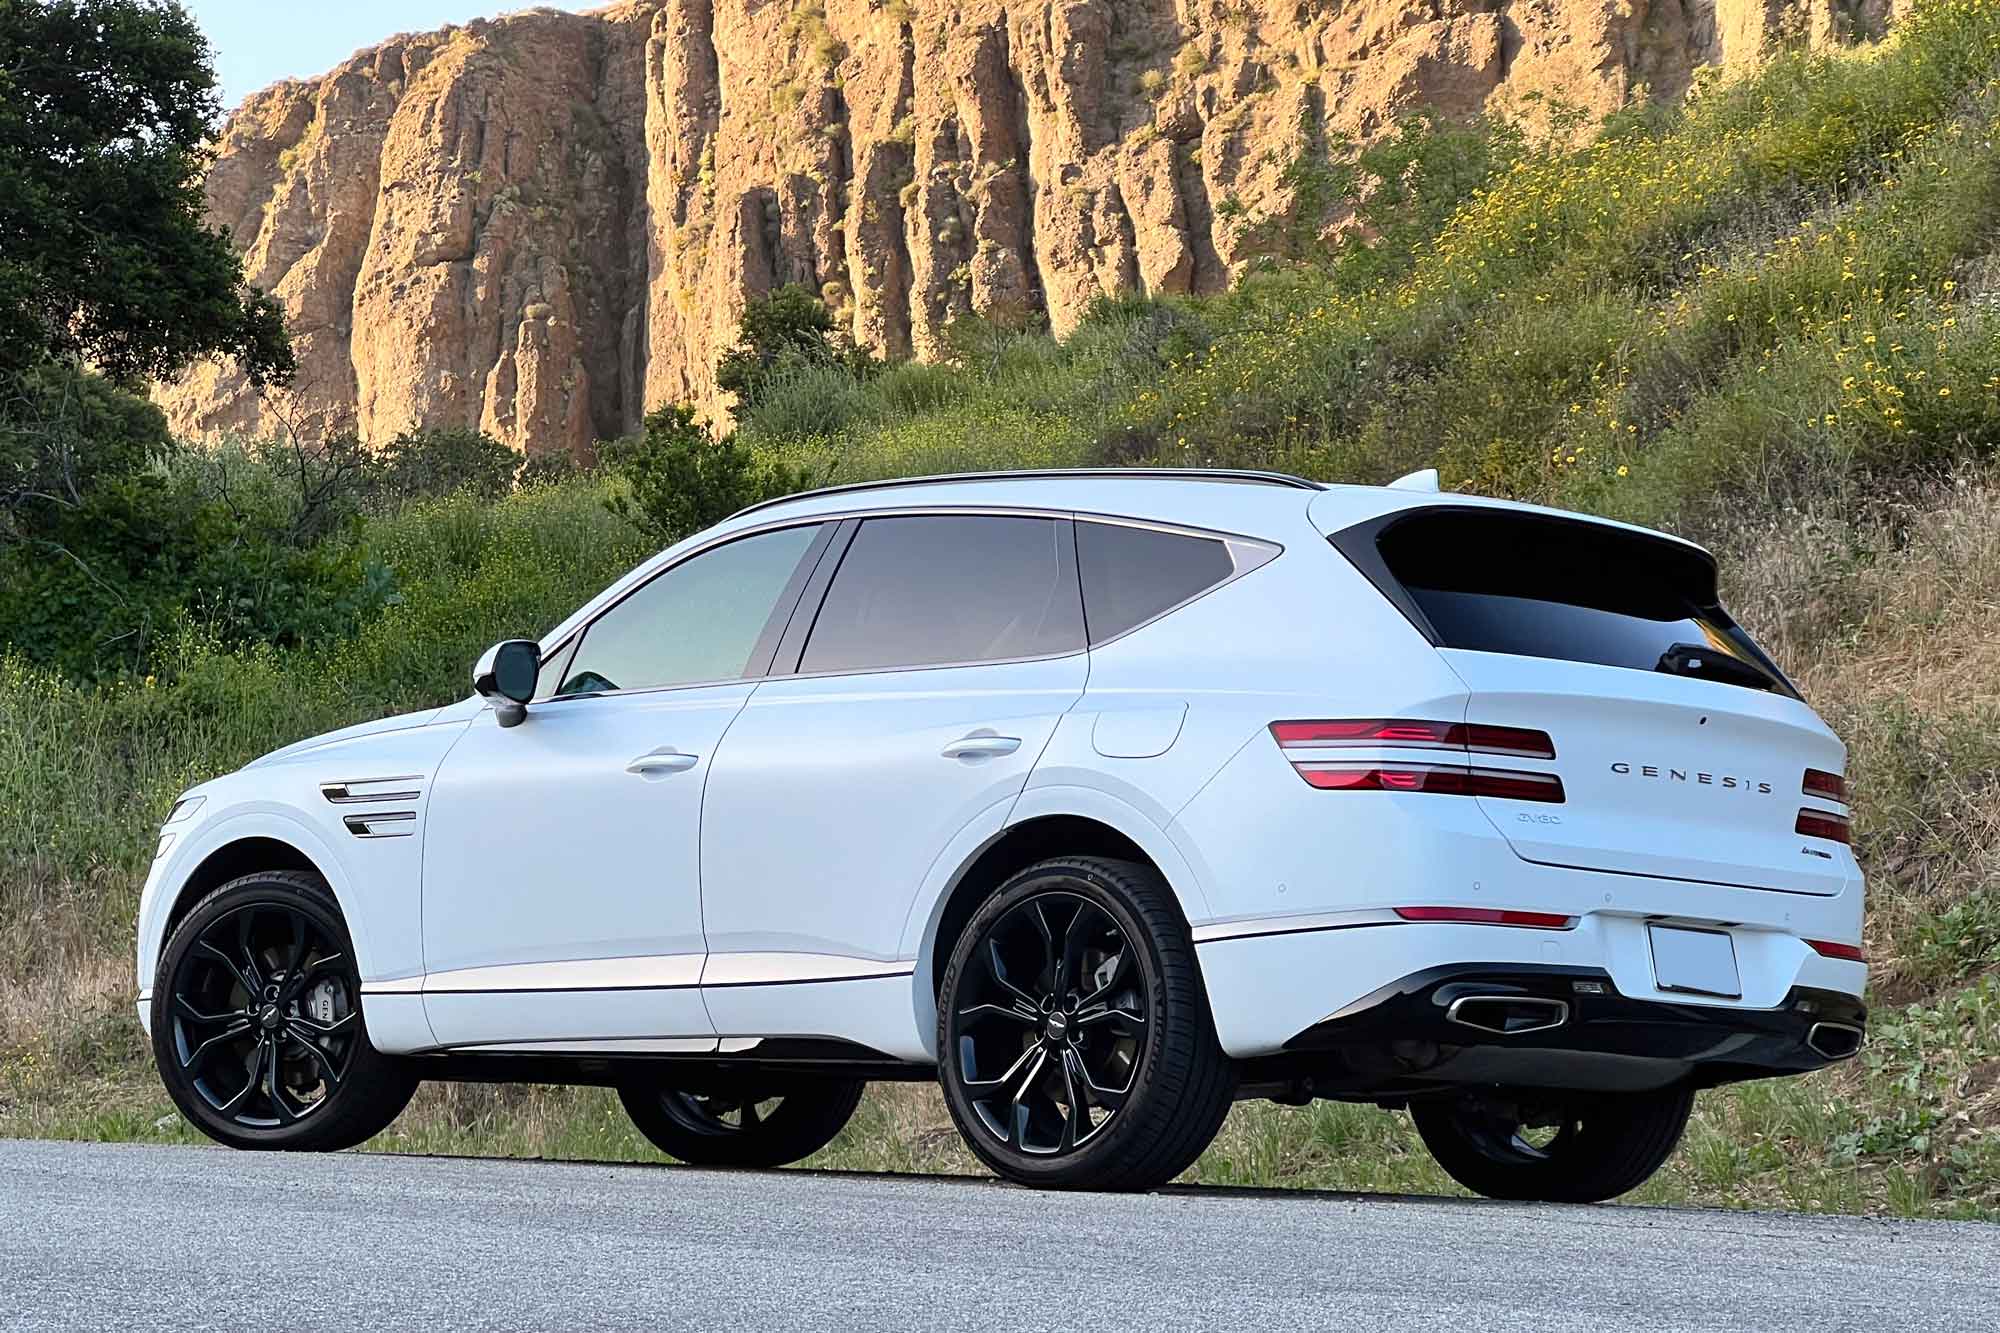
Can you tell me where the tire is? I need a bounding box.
[935,856,1235,1191]
[1409,1086,1696,1203]
[617,1075,866,1168]
[151,870,418,1152]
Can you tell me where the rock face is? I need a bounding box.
[157,0,1890,455]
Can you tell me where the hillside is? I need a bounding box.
[156,0,1899,451]
[5,0,2000,1215]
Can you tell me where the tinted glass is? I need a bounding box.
[1077,520,1236,644]
[1374,512,1786,692]
[800,516,1082,673]
[558,524,821,696]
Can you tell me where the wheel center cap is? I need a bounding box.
[1044,1011,1069,1042]
[258,1005,281,1030]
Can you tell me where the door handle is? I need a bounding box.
[626,749,700,776]
[941,734,1022,759]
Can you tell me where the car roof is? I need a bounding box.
[715,468,1708,557]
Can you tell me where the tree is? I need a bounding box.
[603,404,805,547]
[0,0,292,384]
[714,283,877,413]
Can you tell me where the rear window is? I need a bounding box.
[1077,520,1236,644]
[1359,510,1792,695]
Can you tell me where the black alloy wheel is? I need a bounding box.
[152,872,417,1151]
[618,1074,865,1168]
[1410,1086,1696,1203]
[937,857,1235,1191]
[951,891,1143,1155]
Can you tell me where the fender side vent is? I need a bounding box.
[344,811,416,839]
[323,777,423,805]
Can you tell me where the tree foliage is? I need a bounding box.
[0,0,292,384]
[714,283,878,414]
[602,404,805,547]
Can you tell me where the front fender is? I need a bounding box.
[136,806,398,999]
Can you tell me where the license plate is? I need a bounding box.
[1649,925,1741,998]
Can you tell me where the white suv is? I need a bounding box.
[137,469,1867,1200]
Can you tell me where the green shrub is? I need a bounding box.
[602,404,808,547]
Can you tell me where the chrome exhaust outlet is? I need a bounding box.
[1807,1021,1864,1060]
[1445,995,1570,1037]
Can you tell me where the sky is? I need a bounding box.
[188,1,601,111]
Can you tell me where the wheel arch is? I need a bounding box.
[160,836,326,946]
[911,793,1212,1012]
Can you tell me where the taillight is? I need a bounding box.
[1269,719,1555,760]
[1807,938,1867,963]
[1795,808,1851,844]
[1393,907,1576,929]
[1803,768,1848,802]
[1272,719,1561,800]
[1295,763,1565,803]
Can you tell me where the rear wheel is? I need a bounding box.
[617,1075,865,1168]
[936,856,1235,1191]
[1410,1086,1695,1203]
[151,871,418,1151]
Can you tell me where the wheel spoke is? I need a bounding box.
[1055,900,1095,995]
[283,1023,344,1091]
[1029,901,1059,993]
[285,1009,356,1037]
[1073,1003,1144,1034]
[235,910,266,992]
[740,1098,762,1130]
[984,938,1037,1008]
[280,951,344,1003]
[264,1038,295,1124]
[1058,1048,1085,1151]
[174,993,240,1026]
[955,1002,1038,1025]
[1077,945,1133,1009]
[962,1041,1039,1094]
[273,912,308,996]
[181,1019,252,1070]
[1070,1051,1132,1112]
[215,1040,267,1114]
[1007,1048,1050,1145]
[194,939,257,999]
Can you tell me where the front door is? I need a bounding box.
[420,520,830,1050]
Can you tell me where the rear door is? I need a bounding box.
[699,513,1089,1001]
[1340,506,1852,896]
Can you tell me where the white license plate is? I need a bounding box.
[1649,925,1741,998]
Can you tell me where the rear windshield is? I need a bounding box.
[1359,510,1792,695]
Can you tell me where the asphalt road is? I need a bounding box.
[4,1140,1997,1331]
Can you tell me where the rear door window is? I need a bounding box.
[1076,520,1237,644]
[1358,509,1792,694]
[799,515,1084,673]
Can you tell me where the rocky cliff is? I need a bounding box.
[156,0,1895,455]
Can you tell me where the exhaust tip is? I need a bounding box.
[1445,995,1570,1036]
[1807,1021,1864,1060]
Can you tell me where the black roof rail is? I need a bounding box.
[727,467,1327,521]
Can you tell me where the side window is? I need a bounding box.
[556,524,822,696]
[1076,520,1236,644]
[799,515,1083,674]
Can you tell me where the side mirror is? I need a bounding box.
[472,639,541,729]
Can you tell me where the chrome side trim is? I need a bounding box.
[449,1037,722,1055]
[343,811,416,839]
[700,953,918,987]
[322,777,424,804]
[421,953,707,994]
[1191,909,1405,944]
[359,976,425,995]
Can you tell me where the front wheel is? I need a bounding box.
[617,1075,865,1168]
[1409,1086,1695,1203]
[151,871,418,1151]
[936,856,1235,1191]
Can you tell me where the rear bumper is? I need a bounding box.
[1250,961,1865,1096]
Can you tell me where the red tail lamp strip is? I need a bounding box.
[1795,808,1851,844]
[1393,907,1577,929]
[1270,719,1555,760]
[1807,938,1867,963]
[1802,768,1848,802]
[1293,763,1566,803]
